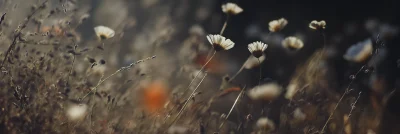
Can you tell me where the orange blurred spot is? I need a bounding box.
[142,81,169,113]
[219,87,241,97]
[194,53,225,73]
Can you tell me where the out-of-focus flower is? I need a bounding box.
[245,24,261,38]
[189,24,205,36]
[309,20,326,30]
[293,108,306,121]
[343,39,373,63]
[379,24,399,39]
[167,125,188,134]
[365,18,379,33]
[94,26,115,40]
[269,18,288,32]
[221,3,243,15]
[142,81,169,113]
[284,83,298,100]
[248,83,282,101]
[244,54,265,69]
[248,41,268,58]
[206,34,235,51]
[67,104,88,121]
[256,117,275,131]
[281,36,304,50]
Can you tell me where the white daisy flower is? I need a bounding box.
[343,39,373,63]
[67,104,88,121]
[244,54,266,69]
[248,41,268,58]
[94,25,115,40]
[256,117,275,131]
[221,3,243,15]
[309,20,326,30]
[206,34,235,51]
[281,36,304,50]
[248,83,282,101]
[269,18,288,32]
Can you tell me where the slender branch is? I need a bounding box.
[258,58,262,85]
[320,66,365,133]
[219,15,230,35]
[218,85,246,130]
[80,55,156,100]
[170,72,208,126]
[1,0,48,67]
[182,51,216,96]
[340,91,362,134]
[228,64,245,83]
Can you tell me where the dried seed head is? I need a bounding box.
[269,18,288,32]
[284,83,298,100]
[256,117,275,131]
[293,108,306,121]
[206,34,235,51]
[343,39,373,63]
[248,41,268,58]
[309,20,326,30]
[94,26,115,40]
[67,104,87,121]
[281,36,304,50]
[248,83,282,101]
[221,3,243,15]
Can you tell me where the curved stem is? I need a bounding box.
[170,72,208,126]
[229,64,245,83]
[258,58,262,85]
[219,85,247,130]
[320,66,365,133]
[220,15,230,35]
[183,51,216,95]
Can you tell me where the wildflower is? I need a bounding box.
[248,41,268,58]
[309,20,326,30]
[343,39,373,63]
[67,104,88,121]
[256,117,275,131]
[281,36,304,50]
[243,54,265,69]
[221,3,243,15]
[269,18,288,32]
[94,26,115,40]
[248,83,282,101]
[206,34,235,51]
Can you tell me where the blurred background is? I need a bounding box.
[0,0,399,133]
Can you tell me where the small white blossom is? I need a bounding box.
[221,3,243,15]
[281,36,304,50]
[94,25,115,40]
[206,34,235,51]
[269,18,288,32]
[309,20,326,30]
[248,41,268,58]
